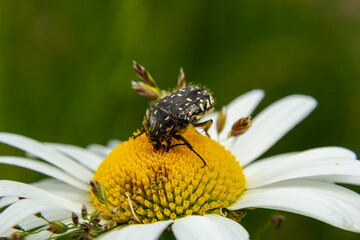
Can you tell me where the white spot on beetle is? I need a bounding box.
[186,98,192,102]
[200,99,204,102]
[199,104,205,111]
[165,116,170,120]
[177,94,182,97]
[206,100,210,108]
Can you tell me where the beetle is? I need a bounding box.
[136,86,215,167]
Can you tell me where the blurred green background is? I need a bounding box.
[1,0,359,239]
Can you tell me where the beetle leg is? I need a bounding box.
[173,134,207,167]
[170,143,186,148]
[133,129,145,139]
[193,119,213,137]
[165,138,172,152]
[154,141,163,150]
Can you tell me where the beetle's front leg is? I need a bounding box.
[169,143,186,149]
[173,134,207,167]
[165,138,172,152]
[193,119,213,137]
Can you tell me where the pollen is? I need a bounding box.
[90,130,246,224]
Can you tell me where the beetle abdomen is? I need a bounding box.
[168,87,214,123]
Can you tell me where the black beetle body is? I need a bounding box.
[140,86,215,166]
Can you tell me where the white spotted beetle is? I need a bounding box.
[135,86,215,167]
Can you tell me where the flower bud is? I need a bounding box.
[81,204,88,220]
[46,221,68,234]
[216,106,227,134]
[92,218,101,225]
[80,222,97,235]
[101,220,117,231]
[131,61,164,99]
[71,212,79,226]
[230,117,252,137]
[90,180,108,205]
[131,81,160,99]
[133,61,157,88]
[90,211,101,225]
[9,232,24,240]
[177,68,186,89]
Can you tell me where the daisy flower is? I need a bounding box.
[0,88,359,240]
[1,63,359,239]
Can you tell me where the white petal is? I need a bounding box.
[219,89,264,141]
[19,210,70,232]
[87,143,112,158]
[0,199,70,234]
[1,214,71,238]
[32,178,90,203]
[0,181,84,213]
[245,147,356,175]
[229,180,360,232]
[245,147,360,189]
[0,197,17,209]
[243,152,299,174]
[246,157,360,189]
[45,143,103,171]
[0,179,90,209]
[172,215,249,240]
[0,133,93,182]
[25,218,75,240]
[98,220,173,240]
[0,156,89,191]
[309,175,360,185]
[226,95,317,166]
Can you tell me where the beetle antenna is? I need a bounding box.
[173,134,207,167]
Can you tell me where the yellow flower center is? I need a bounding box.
[90,130,246,224]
